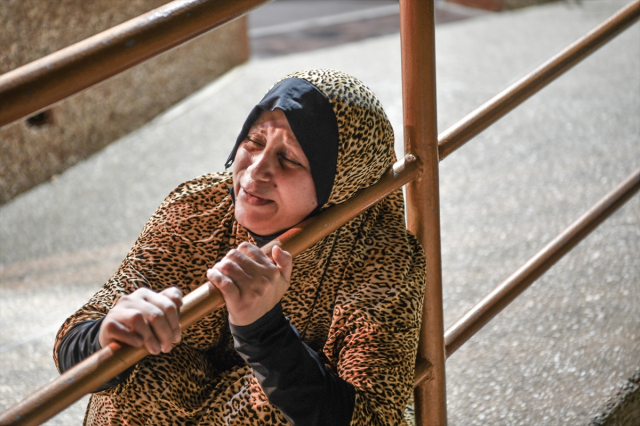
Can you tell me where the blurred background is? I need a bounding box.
[1,0,638,424]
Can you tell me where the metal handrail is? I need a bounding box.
[443,166,640,357]
[0,156,422,426]
[438,0,640,160]
[399,0,447,422]
[410,0,640,398]
[413,166,640,387]
[0,0,273,128]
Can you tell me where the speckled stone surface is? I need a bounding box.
[589,370,640,426]
[0,0,638,424]
[0,0,248,204]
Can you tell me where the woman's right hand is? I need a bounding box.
[98,287,183,355]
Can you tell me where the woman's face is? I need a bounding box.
[233,108,318,236]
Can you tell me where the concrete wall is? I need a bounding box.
[0,0,249,205]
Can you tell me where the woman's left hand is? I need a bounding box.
[207,242,292,326]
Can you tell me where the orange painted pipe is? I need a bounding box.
[399,0,448,424]
[0,0,273,128]
[443,167,640,359]
[438,0,640,160]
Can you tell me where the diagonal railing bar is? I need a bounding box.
[437,0,640,161]
[413,167,640,388]
[442,167,640,359]
[0,155,421,426]
[0,0,273,129]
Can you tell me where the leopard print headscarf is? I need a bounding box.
[55,69,426,426]
[280,70,397,209]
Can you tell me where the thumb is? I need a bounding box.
[272,244,292,282]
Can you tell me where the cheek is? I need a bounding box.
[232,151,247,175]
[285,173,317,211]
[304,183,318,208]
[232,154,248,187]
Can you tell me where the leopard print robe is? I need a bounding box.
[54,69,426,425]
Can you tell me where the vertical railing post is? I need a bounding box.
[399,0,447,425]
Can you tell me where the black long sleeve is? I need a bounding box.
[57,318,135,392]
[230,303,355,426]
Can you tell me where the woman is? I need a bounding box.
[54,69,426,425]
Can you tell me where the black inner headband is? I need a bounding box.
[225,78,339,211]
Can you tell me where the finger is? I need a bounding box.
[236,242,271,265]
[99,318,143,349]
[160,286,183,310]
[159,287,183,344]
[272,245,292,283]
[126,287,155,303]
[231,244,279,282]
[215,254,254,285]
[123,309,161,355]
[207,267,241,301]
[139,293,180,353]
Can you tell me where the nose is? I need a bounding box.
[248,149,275,182]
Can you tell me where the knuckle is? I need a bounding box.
[217,261,230,274]
[147,310,164,324]
[221,259,237,273]
[208,270,221,283]
[260,276,271,287]
[104,320,118,333]
[218,278,233,289]
[225,278,239,292]
[162,304,176,316]
[130,311,144,324]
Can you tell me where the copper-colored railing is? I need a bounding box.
[410,0,640,394]
[0,0,273,128]
[399,0,447,423]
[443,167,640,358]
[437,0,640,160]
[1,0,639,425]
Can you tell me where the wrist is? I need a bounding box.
[229,302,284,341]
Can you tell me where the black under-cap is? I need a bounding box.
[225,78,339,211]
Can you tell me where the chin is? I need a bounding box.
[235,209,278,236]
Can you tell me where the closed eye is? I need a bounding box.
[243,137,264,151]
[280,155,302,167]
[243,136,305,168]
